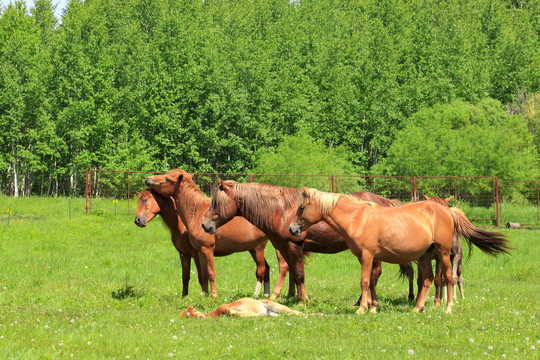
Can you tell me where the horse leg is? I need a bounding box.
[179,252,191,297]
[355,251,374,314]
[453,237,464,300]
[413,253,434,313]
[458,260,465,299]
[440,252,454,313]
[192,251,205,291]
[433,257,443,307]
[248,245,269,297]
[198,246,218,298]
[354,260,381,306]
[271,250,289,299]
[368,270,379,314]
[287,241,309,303]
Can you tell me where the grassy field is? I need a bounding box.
[0,195,538,359]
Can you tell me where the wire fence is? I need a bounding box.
[85,169,539,227]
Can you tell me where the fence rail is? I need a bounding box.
[85,169,539,227]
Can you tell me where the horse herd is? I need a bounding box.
[135,169,512,315]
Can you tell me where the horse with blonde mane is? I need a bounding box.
[289,187,512,314]
[145,169,281,298]
[200,179,410,303]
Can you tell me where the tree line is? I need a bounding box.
[1,0,538,197]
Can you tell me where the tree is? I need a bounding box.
[373,98,538,180]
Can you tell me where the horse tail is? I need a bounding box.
[398,262,414,281]
[450,207,513,256]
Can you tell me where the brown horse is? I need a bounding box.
[134,189,203,297]
[145,169,279,298]
[200,179,408,303]
[423,195,465,304]
[288,187,512,313]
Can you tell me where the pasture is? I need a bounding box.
[0,195,538,359]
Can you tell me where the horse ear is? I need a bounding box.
[423,194,430,200]
[445,196,453,203]
[218,178,229,192]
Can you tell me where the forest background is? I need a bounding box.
[1,0,539,197]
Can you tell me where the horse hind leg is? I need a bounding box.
[248,248,268,297]
[433,257,443,307]
[413,253,434,313]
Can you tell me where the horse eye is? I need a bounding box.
[299,206,305,212]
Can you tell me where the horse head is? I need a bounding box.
[201,179,241,234]
[289,187,323,237]
[134,189,160,227]
[145,169,191,197]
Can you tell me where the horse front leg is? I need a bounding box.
[287,241,309,303]
[355,251,374,314]
[271,250,289,299]
[179,252,191,297]
[198,246,218,298]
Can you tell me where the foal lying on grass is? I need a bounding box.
[179,298,305,318]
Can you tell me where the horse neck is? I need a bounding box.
[154,196,182,235]
[238,185,296,232]
[174,181,209,229]
[323,199,371,238]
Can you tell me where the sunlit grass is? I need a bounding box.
[0,195,538,359]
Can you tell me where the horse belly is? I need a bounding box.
[375,233,433,264]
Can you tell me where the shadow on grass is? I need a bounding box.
[111,284,144,300]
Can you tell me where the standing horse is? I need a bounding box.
[134,189,204,297]
[145,169,279,298]
[288,187,512,313]
[200,179,411,303]
[423,195,465,303]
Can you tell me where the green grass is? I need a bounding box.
[0,195,539,359]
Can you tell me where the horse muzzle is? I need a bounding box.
[134,216,147,227]
[289,223,302,237]
[201,221,216,235]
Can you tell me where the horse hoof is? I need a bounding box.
[412,307,423,313]
[434,301,441,307]
[369,306,377,314]
[444,306,453,314]
[356,307,367,315]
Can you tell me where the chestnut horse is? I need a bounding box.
[134,189,203,297]
[289,187,512,313]
[145,169,281,298]
[200,179,409,303]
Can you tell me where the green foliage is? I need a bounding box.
[252,132,357,189]
[374,99,539,181]
[0,0,539,196]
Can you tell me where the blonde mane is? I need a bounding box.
[302,188,376,215]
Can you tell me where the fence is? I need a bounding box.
[85,169,536,226]
[498,180,540,227]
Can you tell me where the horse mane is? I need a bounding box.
[424,196,450,208]
[214,181,301,229]
[303,188,376,215]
